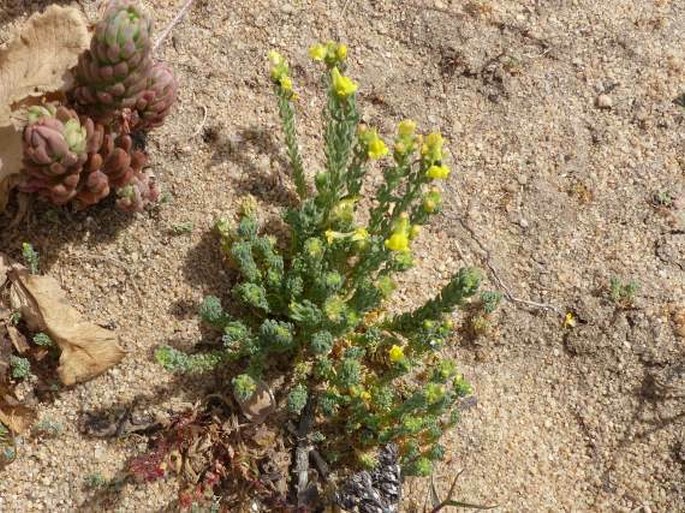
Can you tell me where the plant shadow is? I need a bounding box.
[207,125,300,209]
[0,194,138,271]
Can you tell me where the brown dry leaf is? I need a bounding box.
[6,324,29,354]
[0,393,37,435]
[252,424,277,448]
[0,5,89,127]
[0,325,36,434]
[0,253,10,287]
[8,268,125,386]
[0,5,90,210]
[235,380,276,423]
[0,125,23,211]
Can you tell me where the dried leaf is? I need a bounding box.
[6,325,29,354]
[0,254,10,288]
[0,393,36,434]
[252,424,277,448]
[0,330,36,434]
[235,380,276,423]
[0,6,90,210]
[8,268,125,385]
[0,5,89,128]
[0,125,23,210]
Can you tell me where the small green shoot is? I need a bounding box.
[9,356,31,380]
[9,311,21,325]
[170,221,194,235]
[84,473,108,489]
[651,190,674,208]
[33,332,54,347]
[609,277,638,307]
[21,243,40,275]
[33,418,63,438]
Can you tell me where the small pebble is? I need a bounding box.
[280,4,294,14]
[595,94,613,109]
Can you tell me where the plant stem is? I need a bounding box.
[277,94,307,200]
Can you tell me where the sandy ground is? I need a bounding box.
[1,0,684,511]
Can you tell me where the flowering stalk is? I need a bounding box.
[269,51,307,200]
[319,69,359,225]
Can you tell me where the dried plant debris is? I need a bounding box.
[7,266,125,385]
[0,253,126,466]
[126,400,293,511]
[0,5,89,128]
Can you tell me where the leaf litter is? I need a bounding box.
[0,253,124,467]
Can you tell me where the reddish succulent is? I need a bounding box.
[115,167,159,213]
[135,62,178,130]
[20,106,90,205]
[72,0,153,121]
[18,0,177,212]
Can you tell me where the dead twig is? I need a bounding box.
[153,0,194,54]
[447,207,564,317]
[340,0,352,18]
[191,105,208,139]
[464,219,563,315]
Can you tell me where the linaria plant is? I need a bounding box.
[159,42,484,477]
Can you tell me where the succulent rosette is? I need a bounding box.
[134,62,178,130]
[17,0,177,212]
[20,106,90,204]
[72,0,153,120]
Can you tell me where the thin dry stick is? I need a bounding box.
[456,217,564,316]
[340,0,352,18]
[441,188,564,317]
[191,105,208,138]
[153,0,195,53]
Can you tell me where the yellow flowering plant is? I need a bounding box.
[157,43,488,486]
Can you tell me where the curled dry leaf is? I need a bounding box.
[234,380,276,424]
[0,5,90,209]
[8,267,125,386]
[0,320,37,436]
[0,125,23,211]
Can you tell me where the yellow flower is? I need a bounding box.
[352,227,369,242]
[325,229,337,244]
[385,232,409,252]
[308,43,327,61]
[336,43,348,61]
[331,67,358,99]
[563,312,577,329]
[397,119,416,138]
[331,198,357,223]
[426,164,450,180]
[409,225,421,239]
[268,50,285,66]
[388,344,405,362]
[421,132,444,162]
[280,76,293,92]
[423,188,442,213]
[268,50,290,83]
[367,136,388,159]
